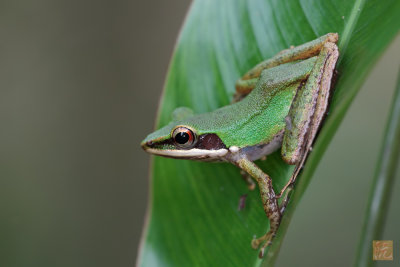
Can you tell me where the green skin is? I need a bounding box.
[143,59,313,148]
[142,33,339,257]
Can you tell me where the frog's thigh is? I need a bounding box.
[234,56,316,103]
[242,33,338,80]
[234,33,338,101]
[281,42,339,165]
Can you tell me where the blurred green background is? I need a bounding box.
[1,0,399,266]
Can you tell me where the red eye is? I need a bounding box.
[172,127,196,148]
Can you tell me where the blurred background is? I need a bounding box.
[0,0,399,266]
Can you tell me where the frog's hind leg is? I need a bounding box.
[234,33,338,101]
[241,33,338,80]
[278,184,294,214]
[278,41,339,198]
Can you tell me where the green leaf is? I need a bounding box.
[138,0,400,266]
[354,71,400,266]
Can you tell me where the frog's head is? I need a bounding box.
[141,107,228,161]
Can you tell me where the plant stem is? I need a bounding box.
[354,70,400,267]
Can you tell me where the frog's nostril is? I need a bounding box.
[141,140,153,150]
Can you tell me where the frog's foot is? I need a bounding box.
[240,170,256,190]
[278,184,294,214]
[251,231,276,258]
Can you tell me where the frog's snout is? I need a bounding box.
[141,140,154,151]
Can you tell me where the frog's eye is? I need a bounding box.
[172,127,196,148]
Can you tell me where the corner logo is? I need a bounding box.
[373,240,393,261]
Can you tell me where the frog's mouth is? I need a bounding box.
[141,133,229,161]
[143,147,229,161]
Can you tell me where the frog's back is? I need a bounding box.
[184,81,299,148]
[181,58,316,148]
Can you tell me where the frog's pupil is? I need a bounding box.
[175,132,189,144]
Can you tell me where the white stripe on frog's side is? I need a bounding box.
[145,147,229,161]
[146,130,284,163]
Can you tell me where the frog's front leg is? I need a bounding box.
[234,157,280,258]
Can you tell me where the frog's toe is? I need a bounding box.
[251,237,261,249]
[251,231,276,257]
[240,170,256,190]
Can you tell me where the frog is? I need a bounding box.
[141,33,339,257]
